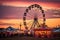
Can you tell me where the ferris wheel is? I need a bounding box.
[23,4,46,30]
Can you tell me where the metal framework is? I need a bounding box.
[23,4,46,30]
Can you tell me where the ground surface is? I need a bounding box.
[0,36,60,40]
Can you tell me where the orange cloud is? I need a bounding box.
[1,1,60,9]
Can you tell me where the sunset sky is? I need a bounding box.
[0,0,60,9]
[0,0,60,29]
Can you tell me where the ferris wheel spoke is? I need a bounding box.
[27,15,33,19]
[27,23,33,27]
[27,20,33,24]
[38,14,41,17]
[38,16,42,18]
[38,13,42,18]
[27,20,33,26]
[27,13,34,17]
[27,22,32,26]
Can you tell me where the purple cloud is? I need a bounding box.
[0,5,60,19]
[0,0,60,3]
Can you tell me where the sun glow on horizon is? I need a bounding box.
[0,18,60,29]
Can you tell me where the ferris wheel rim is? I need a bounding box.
[23,4,46,27]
